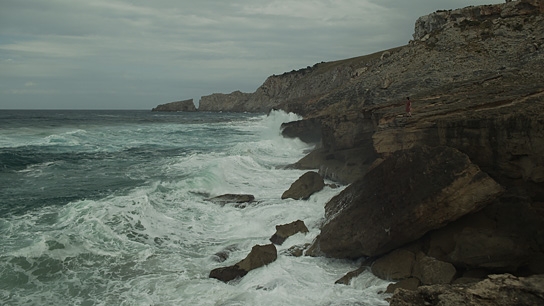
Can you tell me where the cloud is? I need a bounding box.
[0,0,505,109]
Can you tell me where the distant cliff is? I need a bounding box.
[152,99,196,112]
[198,91,252,112]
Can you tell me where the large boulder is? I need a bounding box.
[389,274,544,306]
[270,220,309,245]
[209,244,277,283]
[307,146,503,259]
[281,171,325,200]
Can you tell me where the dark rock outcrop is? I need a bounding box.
[306,146,503,259]
[206,194,255,206]
[389,274,544,306]
[209,244,277,283]
[281,171,325,200]
[412,253,457,285]
[269,220,309,245]
[371,249,416,281]
[152,99,196,112]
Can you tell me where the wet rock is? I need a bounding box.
[281,118,322,143]
[212,244,238,263]
[389,274,544,306]
[236,244,278,273]
[386,278,421,294]
[270,220,309,245]
[281,171,324,200]
[206,194,255,206]
[209,244,277,283]
[307,146,503,259]
[281,243,311,257]
[335,257,375,285]
[209,265,248,283]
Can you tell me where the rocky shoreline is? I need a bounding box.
[199,1,544,304]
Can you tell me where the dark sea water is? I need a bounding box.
[0,110,388,305]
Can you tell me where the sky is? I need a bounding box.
[0,0,504,109]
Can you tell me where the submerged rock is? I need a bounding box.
[281,171,324,200]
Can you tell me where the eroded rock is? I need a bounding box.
[371,249,416,281]
[209,244,277,283]
[270,220,309,245]
[206,194,255,206]
[307,146,503,259]
[281,171,325,200]
[389,274,544,306]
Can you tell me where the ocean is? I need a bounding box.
[0,110,389,306]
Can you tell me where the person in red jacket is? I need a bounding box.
[405,97,412,117]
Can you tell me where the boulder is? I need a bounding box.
[270,220,309,245]
[306,146,503,259]
[209,265,248,282]
[281,171,325,200]
[236,244,278,272]
[412,253,457,285]
[209,244,277,283]
[389,274,544,306]
[371,249,416,281]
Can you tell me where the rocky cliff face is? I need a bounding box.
[152,99,196,112]
[197,60,359,113]
[275,0,544,300]
[194,0,544,302]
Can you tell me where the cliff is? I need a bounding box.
[273,0,544,302]
[193,0,544,302]
[152,99,197,112]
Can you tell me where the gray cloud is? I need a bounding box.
[0,0,503,109]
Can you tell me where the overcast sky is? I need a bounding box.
[1,0,503,109]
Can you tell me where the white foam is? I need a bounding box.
[0,111,392,305]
